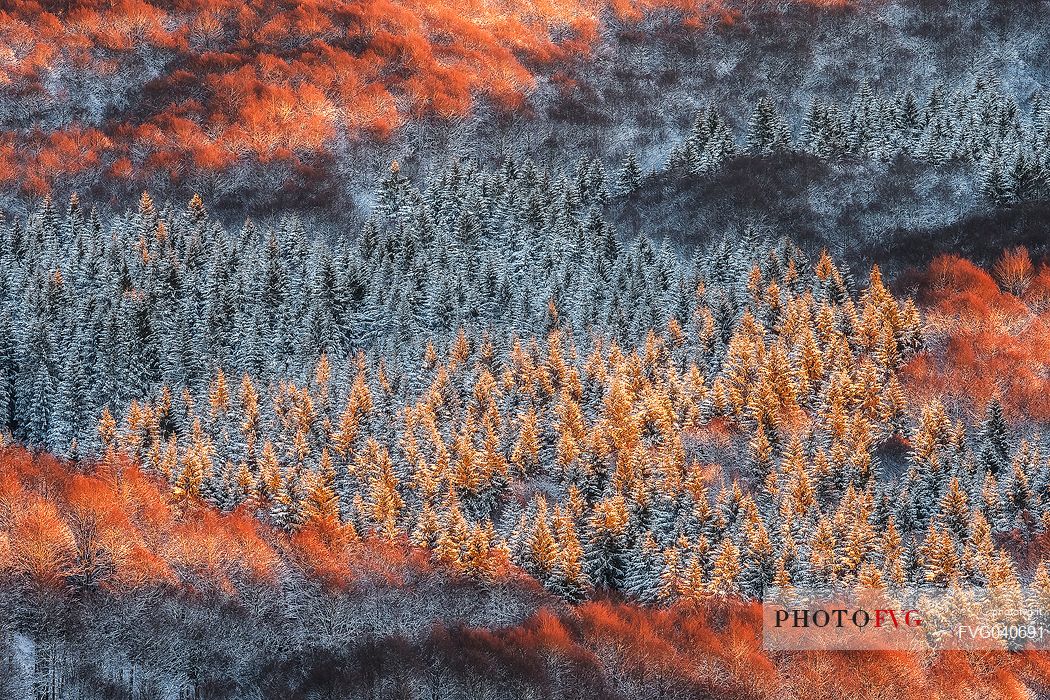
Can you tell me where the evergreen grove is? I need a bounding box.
[1,110,1049,606]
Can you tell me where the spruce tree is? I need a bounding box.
[977,400,1010,476]
[616,152,643,195]
[746,98,791,156]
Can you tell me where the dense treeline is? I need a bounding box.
[0,156,716,454]
[2,448,1050,699]
[3,0,1050,222]
[0,0,849,209]
[6,0,1050,697]
[2,155,1050,611]
[620,76,1050,276]
[666,78,1050,207]
[0,447,546,698]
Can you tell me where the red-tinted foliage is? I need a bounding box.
[904,253,1050,421]
[0,445,1043,697]
[0,444,443,594]
[454,600,1049,700]
[0,0,855,197]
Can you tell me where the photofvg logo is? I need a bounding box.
[774,606,923,631]
[763,587,1050,651]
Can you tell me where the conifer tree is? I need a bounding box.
[303,450,341,527]
[746,98,791,156]
[625,533,663,604]
[981,155,1014,206]
[709,537,741,596]
[922,525,960,587]
[977,400,1010,476]
[616,152,643,195]
[551,508,588,601]
[584,496,631,592]
[679,555,707,604]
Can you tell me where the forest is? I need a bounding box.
[3,0,1050,697]
[1,152,1050,697]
